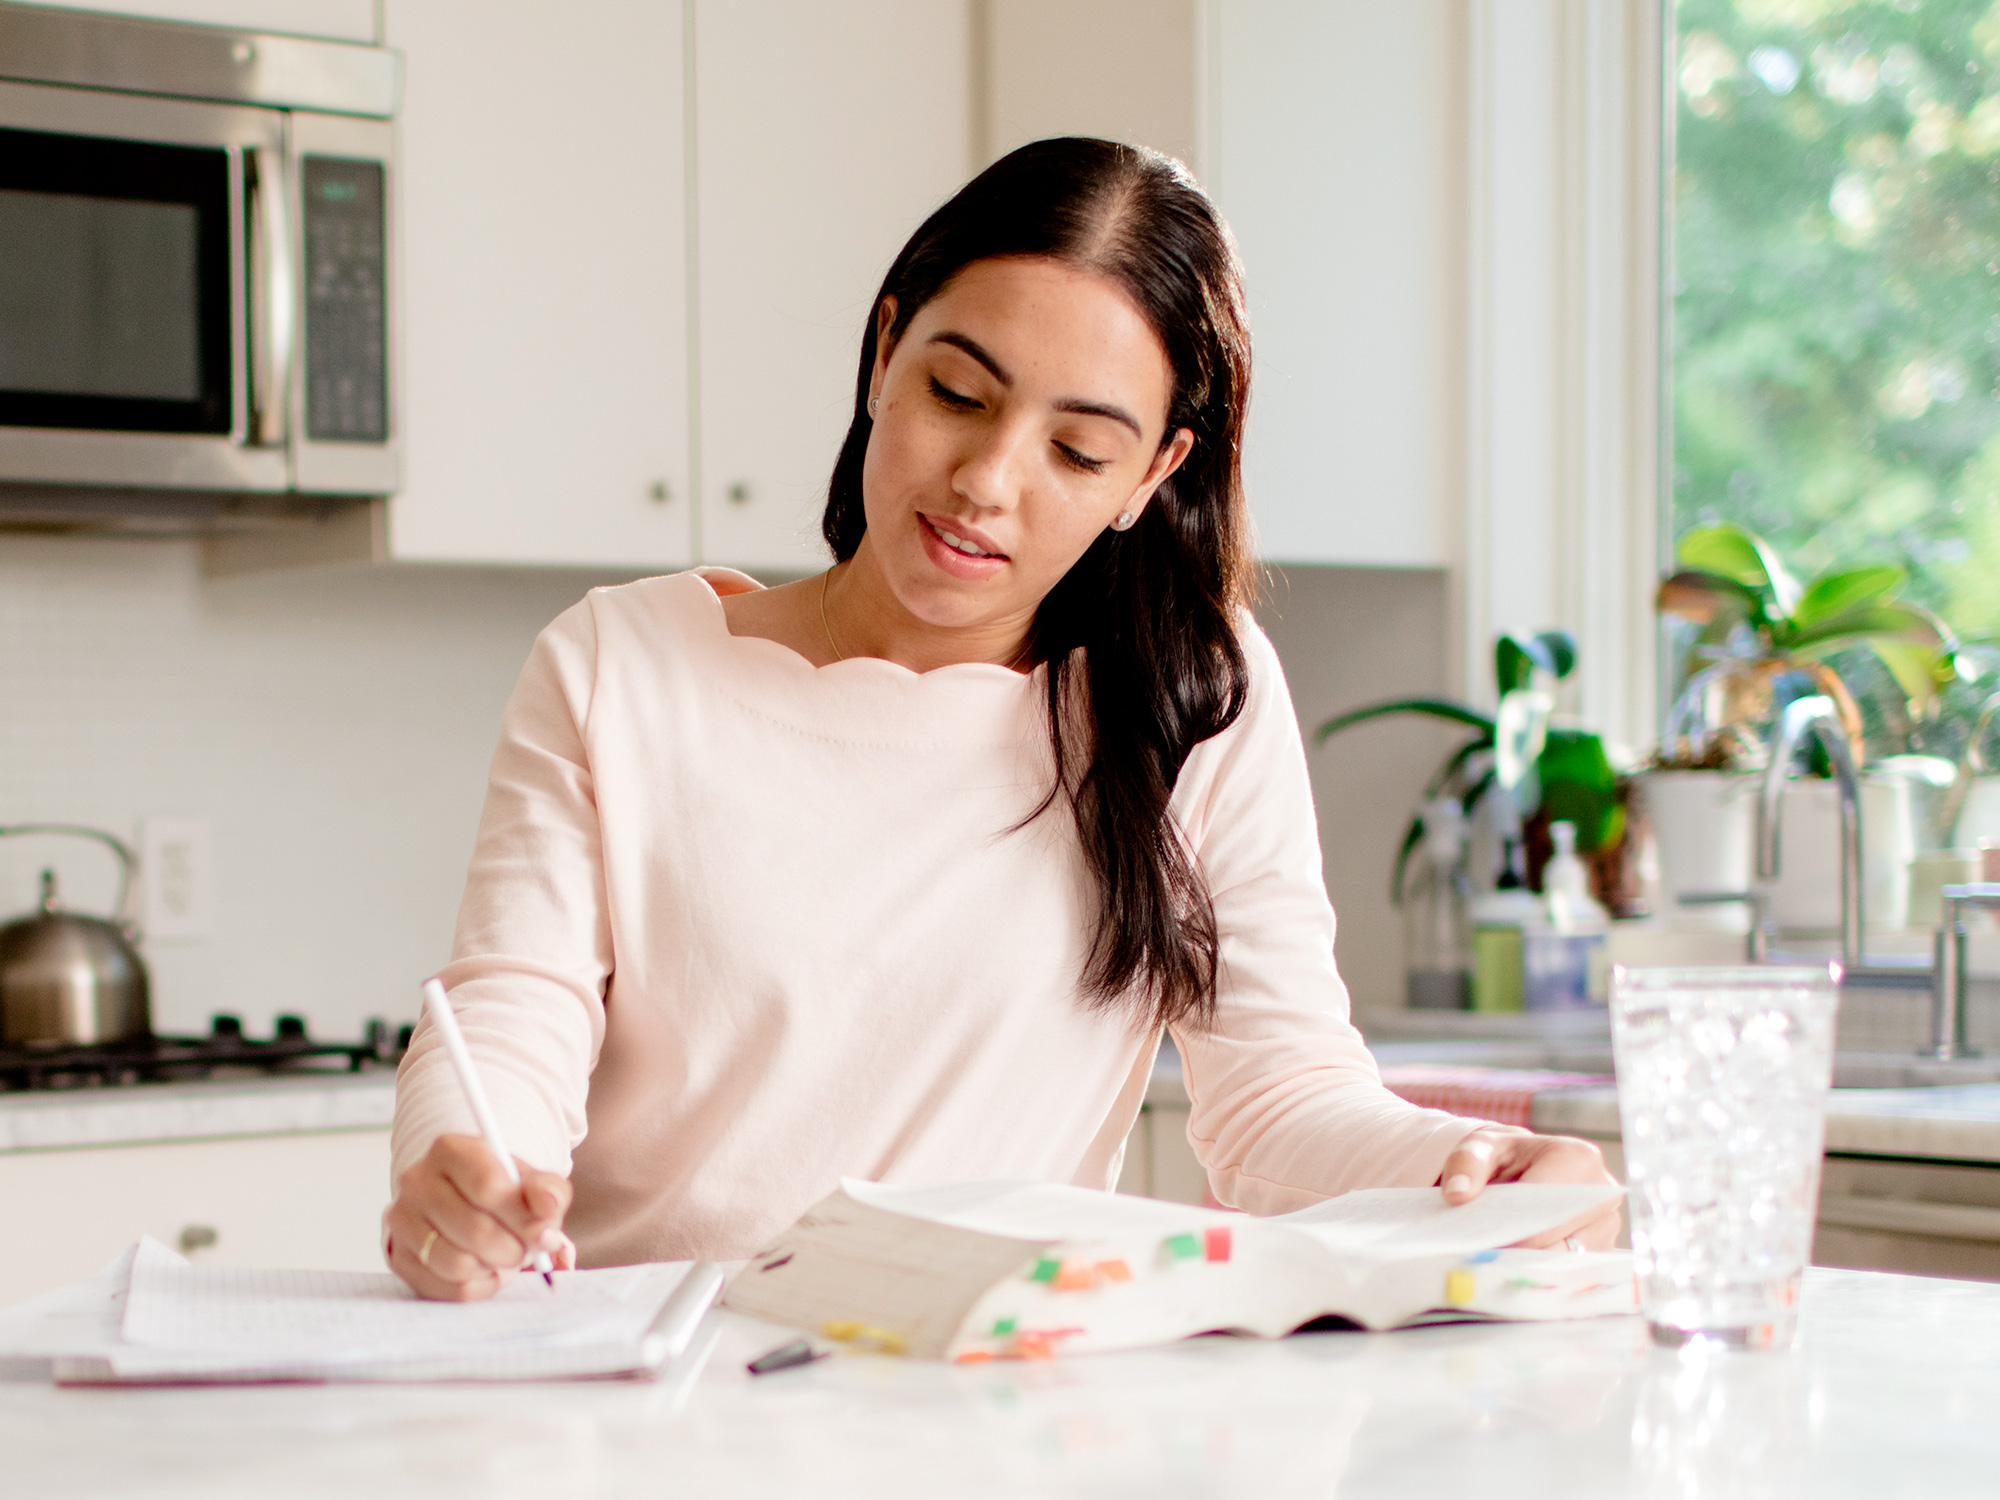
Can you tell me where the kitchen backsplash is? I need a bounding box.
[0,538,1447,1039]
[0,536,639,1042]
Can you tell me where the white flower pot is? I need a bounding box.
[1955,775,2000,851]
[1765,775,1913,935]
[1638,771,1758,932]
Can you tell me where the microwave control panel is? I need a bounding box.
[301,156,388,445]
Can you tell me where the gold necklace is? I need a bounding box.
[819,565,1037,672]
[819,568,845,662]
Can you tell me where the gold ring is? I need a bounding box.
[418,1228,441,1268]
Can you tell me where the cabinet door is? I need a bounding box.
[384,0,692,567]
[1214,0,1457,567]
[693,0,971,575]
[1,1130,391,1304]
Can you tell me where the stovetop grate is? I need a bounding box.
[0,1014,409,1091]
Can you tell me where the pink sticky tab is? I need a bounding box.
[1204,1226,1232,1263]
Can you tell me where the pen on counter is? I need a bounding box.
[420,977,557,1288]
[746,1337,829,1377]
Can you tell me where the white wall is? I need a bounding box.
[0,537,631,1044]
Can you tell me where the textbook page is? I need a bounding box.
[1272,1184,1626,1262]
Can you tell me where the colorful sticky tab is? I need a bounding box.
[1052,1258,1094,1291]
[991,1317,1018,1336]
[1029,1257,1061,1283]
[1444,1270,1477,1307]
[1095,1259,1133,1283]
[1204,1226,1232,1263]
[954,1350,996,1365]
[1467,1249,1501,1264]
[820,1320,907,1355]
[1164,1232,1202,1260]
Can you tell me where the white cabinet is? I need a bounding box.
[1212,1,1458,567]
[383,0,693,568]
[7,0,376,41]
[4,1129,391,1304]
[692,0,971,575]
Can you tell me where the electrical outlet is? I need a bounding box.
[140,817,211,942]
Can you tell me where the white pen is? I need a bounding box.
[420,977,558,1287]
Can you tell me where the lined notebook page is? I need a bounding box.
[122,1238,676,1364]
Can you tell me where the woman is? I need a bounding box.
[386,138,1617,1300]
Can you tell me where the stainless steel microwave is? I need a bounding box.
[0,4,400,501]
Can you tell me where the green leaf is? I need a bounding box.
[1657,570,1763,627]
[1787,601,1944,655]
[1534,630,1578,680]
[1314,698,1494,745]
[1790,565,1906,629]
[1493,630,1579,695]
[1677,524,1802,617]
[1866,638,1950,712]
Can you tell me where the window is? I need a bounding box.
[1672,1,2000,704]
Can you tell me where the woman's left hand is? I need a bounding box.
[1436,1128,1623,1250]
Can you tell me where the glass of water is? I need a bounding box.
[1611,964,1839,1350]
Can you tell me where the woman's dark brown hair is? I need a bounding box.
[822,137,1255,1035]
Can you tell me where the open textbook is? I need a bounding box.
[722,1179,1633,1361]
[0,1238,721,1385]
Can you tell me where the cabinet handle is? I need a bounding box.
[726,482,753,506]
[178,1223,220,1255]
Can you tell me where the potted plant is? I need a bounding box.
[1651,523,1957,931]
[1314,630,1630,910]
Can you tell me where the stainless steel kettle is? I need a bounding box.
[0,825,150,1048]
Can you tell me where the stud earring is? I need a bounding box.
[868,395,880,418]
[1112,511,1136,531]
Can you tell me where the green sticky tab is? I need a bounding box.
[1029,1258,1061,1283]
[992,1317,1018,1336]
[1165,1233,1202,1260]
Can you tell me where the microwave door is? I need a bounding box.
[0,81,286,493]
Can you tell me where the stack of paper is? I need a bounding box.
[0,1238,716,1385]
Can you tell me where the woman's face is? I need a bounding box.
[859,256,1193,635]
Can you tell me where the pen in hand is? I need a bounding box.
[420,977,558,1288]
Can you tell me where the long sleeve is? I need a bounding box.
[388,599,611,1189]
[1170,621,1487,1214]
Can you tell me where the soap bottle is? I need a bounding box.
[1404,798,1472,1010]
[1523,821,1611,1010]
[1470,838,1541,1013]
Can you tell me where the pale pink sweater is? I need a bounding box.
[390,570,1482,1265]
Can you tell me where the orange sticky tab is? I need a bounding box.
[1204,1226,1232,1263]
[1052,1258,1094,1291]
[954,1350,996,1365]
[1095,1259,1133,1283]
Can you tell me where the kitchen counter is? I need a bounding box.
[0,1069,397,1153]
[1,1268,1993,1498]
[1532,1083,2000,1165]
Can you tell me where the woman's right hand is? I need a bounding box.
[384,1134,575,1301]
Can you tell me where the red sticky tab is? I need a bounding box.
[1204,1226,1232,1263]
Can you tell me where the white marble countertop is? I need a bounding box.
[0,1070,397,1153]
[1,1267,1992,1498]
[1533,1082,2000,1164]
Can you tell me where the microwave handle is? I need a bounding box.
[246,144,296,448]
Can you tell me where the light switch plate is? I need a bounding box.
[140,817,211,942]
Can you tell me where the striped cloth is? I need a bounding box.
[1376,1065,1612,1130]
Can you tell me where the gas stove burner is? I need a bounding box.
[0,1013,409,1091]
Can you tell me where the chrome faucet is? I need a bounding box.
[1752,696,1863,972]
[1932,884,1998,1062]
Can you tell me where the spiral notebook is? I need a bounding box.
[0,1238,719,1385]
